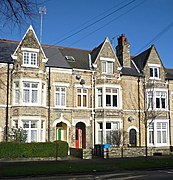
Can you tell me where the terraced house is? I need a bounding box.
[0,26,173,155]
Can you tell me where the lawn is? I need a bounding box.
[1,156,173,178]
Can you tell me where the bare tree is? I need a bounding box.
[110,129,128,147]
[0,0,40,29]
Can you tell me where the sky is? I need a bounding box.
[1,0,173,68]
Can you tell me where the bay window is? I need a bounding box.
[97,121,120,145]
[148,120,169,146]
[23,120,38,142]
[97,86,121,108]
[157,122,167,144]
[14,81,19,104]
[98,122,103,144]
[98,88,102,107]
[147,90,167,110]
[106,88,118,107]
[23,82,38,104]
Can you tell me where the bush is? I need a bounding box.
[0,141,68,158]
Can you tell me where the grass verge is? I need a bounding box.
[1,156,173,178]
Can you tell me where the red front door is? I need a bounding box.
[76,128,79,148]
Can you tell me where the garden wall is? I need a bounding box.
[105,146,170,158]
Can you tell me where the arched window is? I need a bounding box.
[129,129,137,146]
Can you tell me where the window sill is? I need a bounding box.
[21,65,38,68]
[149,77,161,80]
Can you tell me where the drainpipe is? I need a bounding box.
[167,80,171,149]
[5,63,10,142]
[138,76,141,146]
[47,67,51,142]
[91,70,95,147]
[89,54,96,148]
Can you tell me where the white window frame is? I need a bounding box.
[22,82,39,105]
[55,86,66,107]
[23,120,38,143]
[105,88,118,107]
[96,85,122,109]
[14,81,20,105]
[146,89,168,110]
[148,64,160,80]
[148,119,169,147]
[41,83,46,106]
[97,88,103,107]
[101,61,114,74]
[22,51,38,67]
[96,119,121,145]
[97,122,103,144]
[41,120,45,142]
[77,88,88,108]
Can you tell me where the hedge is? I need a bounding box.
[0,141,68,158]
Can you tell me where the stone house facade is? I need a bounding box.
[0,26,173,151]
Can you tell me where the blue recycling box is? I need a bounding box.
[104,144,110,148]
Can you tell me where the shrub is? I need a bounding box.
[0,141,68,158]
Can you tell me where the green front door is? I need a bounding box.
[56,128,61,140]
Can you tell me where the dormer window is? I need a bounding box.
[150,67,159,79]
[23,52,37,67]
[101,61,114,74]
[100,57,114,75]
[65,56,75,62]
[148,64,160,80]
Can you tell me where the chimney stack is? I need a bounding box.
[116,34,131,67]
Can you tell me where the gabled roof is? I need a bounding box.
[0,39,17,64]
[58,46,91,70]
[12,25,47,60]
[132,46,152,72]
[90,41,104,64]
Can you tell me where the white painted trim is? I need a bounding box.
[53,113,71,127]
[73,68,92,72]
[147,119,170,147]
[12,25,47,60]
[131,60,140,73]
[11,55,17,60]
[74,84,91,88]
[100,57,115,62]
[72,118,90,127]
[53,82,70,87]
[21,47,39,52]
[148,63,161,67]
[127,126,139,133]
[46,67,72,74]
[95,84,122,109]
[95,84,121,89]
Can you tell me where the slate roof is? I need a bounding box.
[165,68,173,80]
[132,46,152,72]
[1,39,172,79]
[90,41,104,63]
[43,45,71,69]
[0,39,17,63]
[58,46,91,70]
[121,61,140,77]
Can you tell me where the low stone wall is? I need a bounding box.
[105,146,170,158]
[70,148,92,159]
